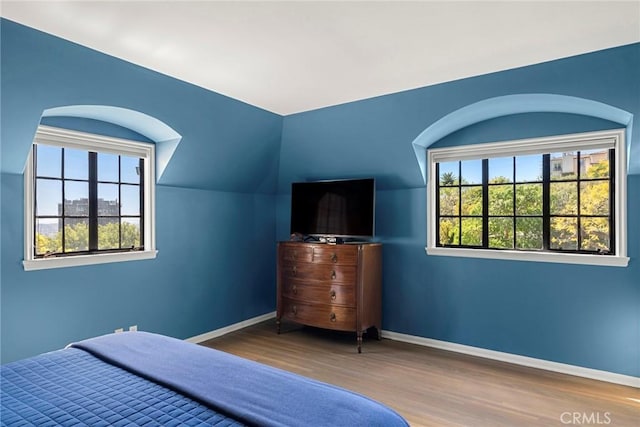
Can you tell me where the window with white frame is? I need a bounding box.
[426,129,628,267]
[24,125,157,270]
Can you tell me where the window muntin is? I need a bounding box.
[24,125,157,270]
[427,129,628,267]
[435,150,613,254]
[33,145,144,258]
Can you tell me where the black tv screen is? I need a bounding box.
[290,178,375,238]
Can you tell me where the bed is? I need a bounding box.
[1,331,408,426]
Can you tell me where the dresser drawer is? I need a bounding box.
[310,246,358,265]
[282,281,355,307]
[280,244,359,265]
[280,244,314,263]
[280,262,356,283]
[281,298,356,331]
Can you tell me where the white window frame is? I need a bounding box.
[23,125,158,271]
[426,129,628,267]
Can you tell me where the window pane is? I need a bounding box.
[581,149,609,178]
[515,183,542,215]
[438,161,458,185]
[99,199,120,217]
[461,186,482,215]
[488,184,513,216]
[488,217,513,249]
[36,145,61,178]
[550,151,577,180]
[461,159,482,184]
[64,148,88,180]
[550,217,578,250]
[98,152,119,182]
[550,182,577,215]
[36,179,62,216]
[98,184,119,216]
[121,185,140,216]
[516,155,542,182]
[580,181,609,215]
[64,182,89,216]
[35,218,61,255]
[121,218,141,248]
[64,219,88,252]
[98,218,120,250]
[461,218,482,246]
[516,217,543,250]
[121,156,141,184]
[489,157,512,183]
[439,218,459,245]
[439,187,459,216]
[580,218,610,252]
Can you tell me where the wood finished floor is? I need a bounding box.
[201,320,639,426]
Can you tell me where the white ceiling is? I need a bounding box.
[2,1,639,115]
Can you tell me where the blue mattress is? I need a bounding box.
[1,332,409,426]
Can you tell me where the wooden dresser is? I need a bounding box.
[276,241,382,353]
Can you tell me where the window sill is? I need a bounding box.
[23,250,158,271]
[425,246,629,267]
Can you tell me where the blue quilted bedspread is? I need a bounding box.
[2,331,409,426]
[1,346,243,426]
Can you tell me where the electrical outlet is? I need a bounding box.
[129,325,137,332]
[115,328,124,333]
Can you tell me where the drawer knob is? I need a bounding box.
[292,285,297,295]
[292,266,297,276]
[292,305,297,315]
[330,270,336,280]
[330,290,336,301]
[330,312,336,322]
[331,253,338,263]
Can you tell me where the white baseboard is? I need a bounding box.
[186,314,638,388]
[382,330,640,389]
[186,311,276,344]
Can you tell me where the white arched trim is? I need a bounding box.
[42,105,182,181]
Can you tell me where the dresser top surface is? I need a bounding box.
[279,241,381,247]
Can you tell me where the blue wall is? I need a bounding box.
[1,19,282,363]
[2,18,638,379]
[277,44,640,377]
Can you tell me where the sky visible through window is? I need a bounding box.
[439,154,543,184]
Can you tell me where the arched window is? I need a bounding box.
[413,94,632,267]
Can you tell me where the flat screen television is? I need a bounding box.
[290,178,375,240]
